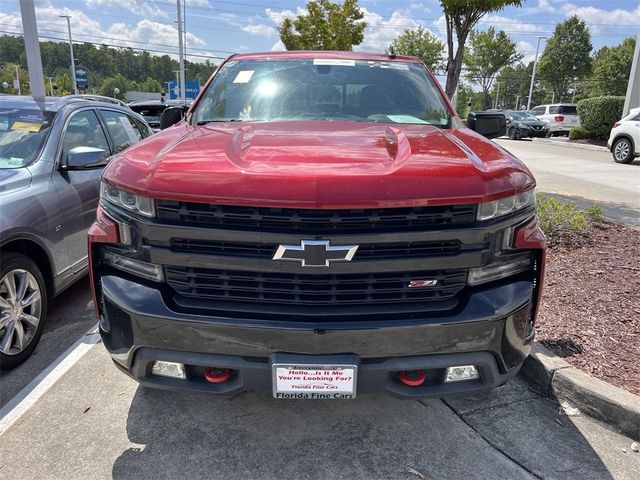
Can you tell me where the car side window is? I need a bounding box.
[100,110,144,153]
[132,117,152,138]
[549,106,559,114]
[61,110,110,162]
[531,107,544,116]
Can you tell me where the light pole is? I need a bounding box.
[494,82,501,109]
[113,87,120,98]
[527,36,546,111]
[14,64,21,95]
[176,0,186,106]
[59,15,78,95]
[47,76,54,96]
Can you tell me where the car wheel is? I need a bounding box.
[612,138,634,164]
[545,130,552,138]
[508,128,518,140]
[0,252,47,370]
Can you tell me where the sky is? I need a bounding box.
[1,0,639,82]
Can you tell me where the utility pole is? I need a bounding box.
[14,64,21,95]
[515,95,520,110]
[527,36,546,111]
[59,14,78,95]
[47,76,54,96]
[572,81,577,103]
[20,0,45,100]
[494,83,501,109]
[176,0,186,106]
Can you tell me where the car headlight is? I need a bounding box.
[477,189,535,221]
[100,182,154,217]
[517,122,530,128]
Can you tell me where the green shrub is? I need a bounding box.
[576,96,625,139]
[568,126,591,140]
[536,195,604,247]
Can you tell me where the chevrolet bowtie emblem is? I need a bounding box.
[273,240,359,267]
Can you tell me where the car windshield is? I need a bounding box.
[192,58,452,127]
[0,108,51,169]
[509,111,537,120]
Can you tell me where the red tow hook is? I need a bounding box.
[204,367,232,384]
[398,370,426,387]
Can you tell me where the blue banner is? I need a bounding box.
[74,66,88,89]
[168,80,201,101]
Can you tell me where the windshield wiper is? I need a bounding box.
[196,119,243,125]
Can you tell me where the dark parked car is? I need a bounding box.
[0,95,152,369]
[129,100,190,132]
[504,110,549,140]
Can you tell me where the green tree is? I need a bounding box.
[492,62,537,110]
[588,37,635,97]
[538,16,592,102]
[455,81,482,118]
[279,0,366,51]
[390,26,445,72]
[440,0,522,98]
[464,27,522,109]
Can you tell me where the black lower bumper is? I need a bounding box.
[99,275,535,398]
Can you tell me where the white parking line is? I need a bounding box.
[0,323,101,435]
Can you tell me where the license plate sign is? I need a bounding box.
[272,364,357,399]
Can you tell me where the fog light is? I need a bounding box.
[151,361,186,379]
[445,365,479,383]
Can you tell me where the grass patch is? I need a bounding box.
[536,195,604,247]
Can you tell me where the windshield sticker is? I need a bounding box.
[389,63,410,71]
[11,121,43,132]
[313,59,356,67]
[387,115,429,124]
[233,70,255,84]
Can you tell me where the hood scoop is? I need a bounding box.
[223,122,412,174]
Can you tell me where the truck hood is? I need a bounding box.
[104,121,535,208]
[0,168,32,196]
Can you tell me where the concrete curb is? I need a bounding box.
[520,342,640,441]
[531,137,609,152]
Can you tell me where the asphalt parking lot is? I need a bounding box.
[1,141,639,479]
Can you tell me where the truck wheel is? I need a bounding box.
[508,128,518,140]
[0,253,47,370]
[612,138,634,164]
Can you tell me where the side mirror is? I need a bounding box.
[160,107,184,129]
[66,146,108,170]
[466,111,507,139]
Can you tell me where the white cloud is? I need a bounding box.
[480,15,545,33]
[271,40,286,52]
[516,40,536,64]
[356,8,423,52]
[560,4,640,34]
[537,0,556,13]
[0,5,210,61]
[241,23,277,37]
[84,0,167,19]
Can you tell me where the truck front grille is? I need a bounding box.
[169,238,468,260]
[165,267,467,306]
[156,201,477,233]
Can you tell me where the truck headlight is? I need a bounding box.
[468,253,532,285]
[101,251,164,282]
[477,189,535,221]
[100,182,155,217]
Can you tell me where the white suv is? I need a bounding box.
[530,104,580,136]
[607,108,640,164]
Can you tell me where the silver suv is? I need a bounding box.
[0,95,152,369]
[530,103,580,136]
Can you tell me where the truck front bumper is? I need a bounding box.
[99,275,535,399]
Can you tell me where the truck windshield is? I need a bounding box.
[192,58,451,127]
[0,108,50,169]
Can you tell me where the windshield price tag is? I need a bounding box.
[272,364,357,399]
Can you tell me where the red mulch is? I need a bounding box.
[536,221,640,396]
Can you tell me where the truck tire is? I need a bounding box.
[612,137,634,164]
[0,252,48,370]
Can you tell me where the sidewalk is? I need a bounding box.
[1,344,639,479]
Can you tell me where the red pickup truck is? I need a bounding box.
[89,51,545,399]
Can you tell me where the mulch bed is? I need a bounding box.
[535,221,640,396]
